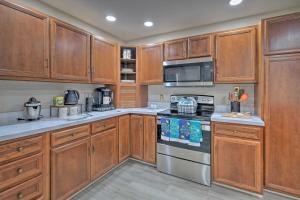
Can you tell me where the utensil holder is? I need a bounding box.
[231,101,240,112]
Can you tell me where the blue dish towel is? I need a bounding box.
[160,118,170,141]
[189,120,202,147]
[170,118,179,142]
[178,119,190,144]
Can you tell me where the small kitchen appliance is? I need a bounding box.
[64,90,80,105]
[157,94,214,186]
[23,97,42,120]
[93,87,114,111]
[163,57,214,87]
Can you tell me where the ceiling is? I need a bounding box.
[40,0,300,41]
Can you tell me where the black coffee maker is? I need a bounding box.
[93,87,114,111]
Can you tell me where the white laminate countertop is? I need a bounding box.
[211,113,265,127]
[0,108,167,142]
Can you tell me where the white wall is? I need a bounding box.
[126,7,300,45]
[0,80,103,113]
[148,84,255,113]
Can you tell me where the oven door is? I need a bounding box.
[156,117,211,154]
[163,58,214,87]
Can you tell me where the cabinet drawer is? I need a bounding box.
[92,118,116,134]
[0,153,43,191]
[0,136,43,164]
[0,175,43,200]
[214,123,262,140]
[51,125,90,147]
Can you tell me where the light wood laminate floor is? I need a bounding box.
[73,161,293,200]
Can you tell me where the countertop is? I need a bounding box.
[0,108,166,142]
[0,109,265,142]
[211,113,265,127]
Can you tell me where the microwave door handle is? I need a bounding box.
[176,73,179,84]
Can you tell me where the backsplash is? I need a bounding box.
[0,80,103,113]
[147,84,255,113]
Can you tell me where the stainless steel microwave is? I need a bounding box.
[163,57,214,87]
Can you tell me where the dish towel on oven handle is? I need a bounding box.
[160,117,170,141]
[178,119,190,144]
[170,118,180,142]
[189,120,202,147]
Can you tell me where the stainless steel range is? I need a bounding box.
[156,94,214,186]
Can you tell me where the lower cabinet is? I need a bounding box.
[143,116,156,164]
[118,115,130,162]
[51,138,91,200]
[130,115,156,164]
[130,115,144,160]
[91,128,118,180]
[213,122,263,193]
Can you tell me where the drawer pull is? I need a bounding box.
[16,147,24,152]
[17,192,23,199]
[17,168,23,174]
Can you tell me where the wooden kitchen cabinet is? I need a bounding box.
[0,1,50,80]
[263,12,300,55]
[215,27,257,83]
[50,19,91,82]
[119,115,131,162]
[164,38,188,60]
[143,116,156,164]
[264,54,300,196]
[213,122,263,193]
[51,138,91,200]
[91,37,117,84]
[139,44,163,84]
[0,134,50,200]
[188,34,213,58]
[130,115,144,160]
[91,128,118,180]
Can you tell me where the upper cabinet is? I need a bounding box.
[188,34,213,58]
[263,13,300,55]
[91,37,117,84]
[164,38,188,60]
[0,2,50,79]
[50,19,91,82]
[139,44,163,84]
[215,27,257,83]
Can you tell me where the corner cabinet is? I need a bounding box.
[91,37,117,84]
[139,44,163,84]
[0,1,50,80]
[50,19,91,82]
[164,38,188,61]
[215,27,257,83]
[213,122,263,193]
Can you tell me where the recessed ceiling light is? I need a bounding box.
[229,0,243,6]
[106,15,116,22]
[144,21,154,27]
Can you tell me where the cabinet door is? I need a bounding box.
[143,116,156,164]
[139,44,163,84]
[264,54,300,196]
[213,135,262,193]
[51,138,90,200]
[91,128,118,180]
[50,19,90,82]
[0,2,49,79]
[130,115,144,160]
[215,27,257,83]
[164,39,187,61]
[118,115,130,162]
[91,37,117,84]
[263,13,300,55]
[188,34,213,58]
